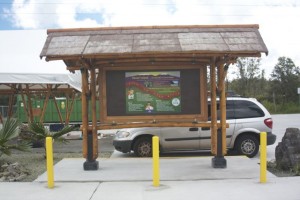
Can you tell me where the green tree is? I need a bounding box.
[229,57,265,98]
[0,118,31,157]
[270,57,300,105]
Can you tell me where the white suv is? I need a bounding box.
[113,97,276,158]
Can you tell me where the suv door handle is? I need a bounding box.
[189,127,199,131]
[201,127,210,131]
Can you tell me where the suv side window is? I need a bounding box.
[226,100,235,120]
[207,100,235,120]
[234,100,265,119]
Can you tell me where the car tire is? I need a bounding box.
[235,134,259,158]
[133,137,152,157]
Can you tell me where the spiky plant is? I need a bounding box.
[28,122,77,143]
[28,122,76,156]
[0,118,31,157]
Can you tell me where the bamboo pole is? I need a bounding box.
[8,93,15,118]
[87,121,228,130]
[65,92,76,125]
[210,57,218,155]
[25,84,34,122]
[218,64,227,155]
[98,68,105,124]
[90,68,98,160]
[81,68,89,158]
[8,85,16,118]
[65,93,69,124]
[52,96,64,124]
[40,85,52,123]
[19,86,31,123]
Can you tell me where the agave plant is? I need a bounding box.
[0,118,31,157]
[28,122,76,155]
[28,122,76,143]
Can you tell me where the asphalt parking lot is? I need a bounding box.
[52,134,115,154]
[45,113,300,160]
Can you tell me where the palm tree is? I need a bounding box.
[0,118,31,157]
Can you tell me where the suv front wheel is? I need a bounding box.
[235,134,259,158]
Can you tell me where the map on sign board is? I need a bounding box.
[125,71,181,114]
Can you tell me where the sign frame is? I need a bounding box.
[99,64,208,124]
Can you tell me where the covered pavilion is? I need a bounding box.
[0,73,81,124]
[40,24,268,170]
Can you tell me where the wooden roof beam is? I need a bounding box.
[47,24,260,34]
[44,52,263,62]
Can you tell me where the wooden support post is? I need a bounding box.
[82,67,99,170]
[81,68,89,159]
[210,58,218,156]
[218,64,228,155]
[212,62,227,168]
[65,92,75,125]
[65,93,69,124]
[52,95,64,124]
[8,93,14,119]
[20,86,31,123]
[40,85,52,123]
[98,68,105,124]
[8,85,16,118]
[90,67,98,160]
[25,84,34,123]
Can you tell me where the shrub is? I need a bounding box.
[0,118,31,157]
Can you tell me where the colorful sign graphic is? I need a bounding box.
[125,71,181,114]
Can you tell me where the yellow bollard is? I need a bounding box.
[152,136,160,187]
[260,132,267,183]
[46,137,54,188]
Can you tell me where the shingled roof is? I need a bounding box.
[40,24,268,69]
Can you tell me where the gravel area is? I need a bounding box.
[1,135,115,182]
[0,149,112,182]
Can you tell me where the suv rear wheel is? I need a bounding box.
[133,137,152,157]
[235,134,259,158]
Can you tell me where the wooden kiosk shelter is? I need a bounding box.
[0,73,81,124]
[40,24,268,170]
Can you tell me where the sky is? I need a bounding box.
[0,0,299,78]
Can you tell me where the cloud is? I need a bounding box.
[6,0,57,29]
[8,0,253,28]
[3,0,300,77]
[0,30,68,74]
[6,0,105,29]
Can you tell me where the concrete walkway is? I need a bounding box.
[35,156,275,182]
[1,155,299,200]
